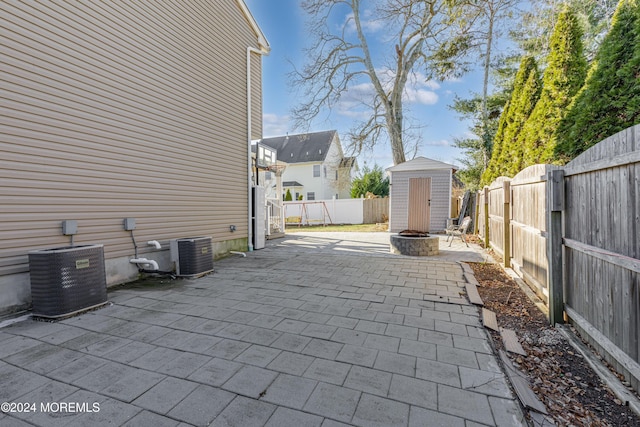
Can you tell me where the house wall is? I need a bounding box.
[0,1,264,314]
[278,134,351,200]
[323,135,346,199]
[337,163,357,200]
[281,163,319,200]
[389,169,452,233]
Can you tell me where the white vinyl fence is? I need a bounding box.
[284,198,388,225]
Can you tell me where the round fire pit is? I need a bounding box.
[390,231,439,256]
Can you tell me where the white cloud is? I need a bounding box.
[343,11,384,34]
[335,83,376,120]
[404,88,438,105]
[263,113,290,137]
[332,69,440,121]
[423,80,441,90]
[377,68,440,106]
[425,139,450,147]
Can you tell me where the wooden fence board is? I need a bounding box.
[563,125,640,389]
[477,190,487,239]
[479,124,640,392]
[363,198,389,224]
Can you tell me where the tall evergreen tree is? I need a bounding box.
[519,8,587,166]
[481,99,511,185]
[482,55,541,184]
[350,165,389,198]
[512,0,616,64]
[502,58,542,175]
[557,0,640,160]
[450,91,508,190]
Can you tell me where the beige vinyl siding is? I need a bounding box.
[390,170,452,232]
[0,0,263,277]
[250,50,263,140]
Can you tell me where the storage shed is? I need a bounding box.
[387,157,456,233]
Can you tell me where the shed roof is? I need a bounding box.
[259,130,337,164]
[386,156,456,173]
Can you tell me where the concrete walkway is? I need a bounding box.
[0,234,525,426]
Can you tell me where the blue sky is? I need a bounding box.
[244,0,486,170]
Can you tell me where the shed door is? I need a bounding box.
[408,177,431,232]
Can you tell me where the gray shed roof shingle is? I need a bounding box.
[386,156,456,172]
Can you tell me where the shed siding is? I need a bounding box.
[390,170,451,232]
[0,2,262,283]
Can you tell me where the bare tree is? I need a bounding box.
[291,0,471,165]
[512,0,617,63]
[457,0,521,169]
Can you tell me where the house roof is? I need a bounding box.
[236,0,270,53]
[259,130,338,164]
[386,156,457,173]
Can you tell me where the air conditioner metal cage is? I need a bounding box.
[170,237,214,278]
[28,244,108,319]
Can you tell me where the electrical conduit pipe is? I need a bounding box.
[130,258,159,271]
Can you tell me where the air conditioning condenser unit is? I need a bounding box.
[170,237,214,278]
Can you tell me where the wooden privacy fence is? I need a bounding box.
[478,124,640,392]
[363,197,389,224]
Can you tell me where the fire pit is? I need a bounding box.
[390,230,439,256]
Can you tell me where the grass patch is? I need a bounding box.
[285,223,388,233]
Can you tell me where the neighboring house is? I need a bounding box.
[387,157,456,233]
[259,130,357,200]
[0,1,269,315]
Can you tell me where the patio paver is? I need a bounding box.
[0,233,525,426]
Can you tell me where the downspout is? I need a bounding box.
[247,45,267,251]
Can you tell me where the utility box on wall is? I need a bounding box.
[253,186,266,250]
[28,244,108,319]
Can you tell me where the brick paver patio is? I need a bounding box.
[0,233,525,426]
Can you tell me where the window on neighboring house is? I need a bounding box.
[313,165,320,177]
[295,192,300,200]
[323,166,327,177]
[307,192,315,201]
[265,171,272,180]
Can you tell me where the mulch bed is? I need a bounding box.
[468,261,640,427]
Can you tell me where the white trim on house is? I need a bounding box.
[236,0,271,52]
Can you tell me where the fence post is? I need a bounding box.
[473,191,480,234]
[484,187,490,248]
[503,181,511,268]
[547,169,565,325]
